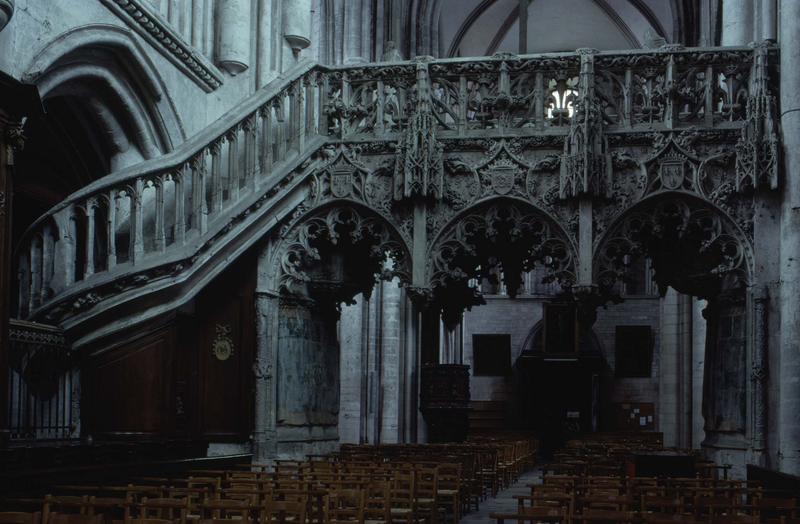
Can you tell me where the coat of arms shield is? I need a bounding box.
[331,167,354,198]
[489,165,516,195]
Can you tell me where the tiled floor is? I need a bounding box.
[459,468,543,523]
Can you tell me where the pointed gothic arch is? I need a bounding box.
[267,202,413,311]
[593,192,753,300]
[426,197,577,326]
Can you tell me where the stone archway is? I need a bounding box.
[426,198,577,327]
[593,192,757,465]
[594,194,752,300]
[253,202,412,460]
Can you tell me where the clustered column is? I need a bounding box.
[779,0,800,475]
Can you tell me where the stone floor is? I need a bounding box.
[459,467,543,523]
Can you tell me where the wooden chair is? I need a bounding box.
[435,462,461,524]
[138,497,190,524]
[388,468,415,524]
[363,482,391,524]
[84,497,128,521]
[414,465,440,524]
[640,512,704,523]
[326,489,365,524]
[43,496,89,517]
[709,515,759,524]
[491,507,568,524]
[200,499,250,521]
[46,515,104,524]
[0,513,41,524]
[573,508,638,523]
[641,495,684,515]
[261,499,307,524]
[752,496,797,520]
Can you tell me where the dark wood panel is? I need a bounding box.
[194,255,256,440]
[83,324,175,437]
[81,252,258,443]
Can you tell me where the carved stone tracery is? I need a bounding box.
[595,196,752,300]
[277,205,411,310]
[427,201,576,326]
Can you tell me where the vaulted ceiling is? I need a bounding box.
[435,0,694,57]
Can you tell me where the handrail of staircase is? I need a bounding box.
[14,58,332,318]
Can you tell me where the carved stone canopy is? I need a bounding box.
[596,196,751,301]
[277,205,412,313]
[428,200,576,327]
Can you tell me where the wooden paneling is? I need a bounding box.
[83,324,175,437]
[193,255,256,440]
[82,253,257,442]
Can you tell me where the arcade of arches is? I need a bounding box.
[1,0,800,493]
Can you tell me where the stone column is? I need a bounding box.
[217,0,251,75]
[721,0,754,45]
[0,71,36,448]
[752,289,769,458]
[253,290,279,463]
[338,295,365,444]
[282,0,311,57]
[659,288,680,447]
[761,0,777,41]
[779,0,800,475]
[379,278,403,443]
[343,0,363,63]
[256,0,277,88]
[692,298,707,449]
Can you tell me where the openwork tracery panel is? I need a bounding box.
[277,205,411,307]
[596,196,752,299]
[428,201,576,325]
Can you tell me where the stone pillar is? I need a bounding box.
[343,0,363,63]
[338,294,365,444]
[659,288,680,447]
[779,0,800,475]
[0,74,37,448]
[217,0,251,75]
[282,0,311,56]
[253,290,279,463]
[692,298,707,449]
[256,0,276,88]
[699,0,721,46]
[275,301,340,458]
[761,0,777,41]
[380,278,403,443]
[752,289,769,459]
[721,0,754,45]
[679,293,693,449]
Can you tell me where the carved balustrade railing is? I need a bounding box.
[15,60,325,318]
[14,44,772,322]
[323,45,762,139]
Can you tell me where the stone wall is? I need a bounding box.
[461,293,664,432]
